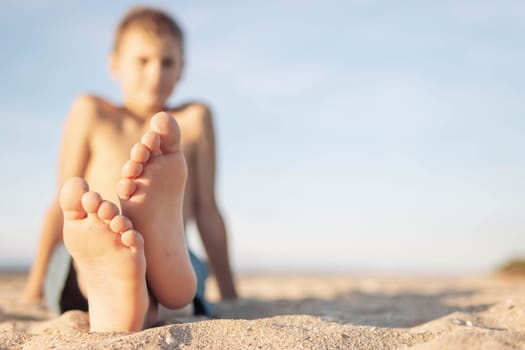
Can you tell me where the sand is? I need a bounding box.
[1,271,524,349]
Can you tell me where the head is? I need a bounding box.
[110,7,184,114]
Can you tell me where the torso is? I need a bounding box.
[83,97,201,225]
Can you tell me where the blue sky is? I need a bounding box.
[0,0,524,274]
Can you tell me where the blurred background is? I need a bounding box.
[0,0,524,275]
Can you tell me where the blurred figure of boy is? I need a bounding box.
[22,6,237,331]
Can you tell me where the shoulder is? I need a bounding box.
[168,101,214,139]
[68,94,103,120]
[63,94,116,139]
[69,94,105,113]
[169,100,213,123]
[67,94,117,125]
[186,101,213,117]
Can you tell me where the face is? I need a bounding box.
[111,28,183,113]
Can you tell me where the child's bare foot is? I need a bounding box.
[118,112,196,309]
[60,177,149,332]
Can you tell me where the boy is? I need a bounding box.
[22,7,237,331]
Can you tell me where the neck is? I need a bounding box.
[123,100,166,122]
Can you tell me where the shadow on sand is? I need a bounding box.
[214,289,492,328]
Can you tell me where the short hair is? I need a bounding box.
[113,6,184,53]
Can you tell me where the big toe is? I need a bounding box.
[60,177,89,219]
[150,112,181,153]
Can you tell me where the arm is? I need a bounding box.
[22,95,95,303]
[193,104,238,300]
[22,201,63,303]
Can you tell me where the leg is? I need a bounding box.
[60,177,150,332]
[189,249,214,316]
[118,112,196,309]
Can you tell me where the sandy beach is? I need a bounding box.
[1,271,524,349]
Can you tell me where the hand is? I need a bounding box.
[21,284,44,305]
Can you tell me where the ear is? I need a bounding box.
[109,52,120,80]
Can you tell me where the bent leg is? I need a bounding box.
[118,112,196,309]
[60,177,150,332]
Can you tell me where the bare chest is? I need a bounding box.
[84,120,195,205]
[91,125,139,170]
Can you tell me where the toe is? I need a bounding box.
[110,215,133,233]
[121,160,143,178]
[117,178,137,200]
[141,131,160,154]
[130,142,150,163]
[121,229,144,250]
[98,200,119,221]
[150,112,181,153]
[60,177,89,219]
[81,191,103,214]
